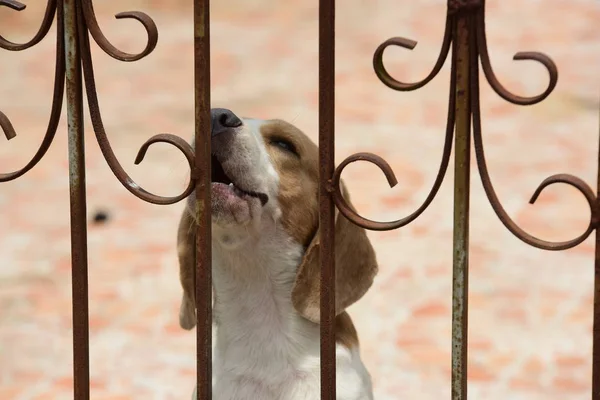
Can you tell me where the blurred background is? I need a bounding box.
[1,0,599,399]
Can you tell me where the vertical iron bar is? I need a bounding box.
[194,0,211,399]
[593,103,600,400]
[63,0,90,398]
[319,0,336,399]
[451,12,472,400]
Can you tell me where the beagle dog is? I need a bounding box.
[177,108,378,400]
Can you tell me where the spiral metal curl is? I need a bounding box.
[0,0,65,182]
[333,39,459,231]
[76,2,195,205]
[0,0,192,197]
[81,0,158,62]
[0,0,25,11]
[373,16,453,92]
[0,0,57,51]
[335,0,597,252]
[475,4,558,105]
[0,111,17,140]
[336,10,463,231]
[469,16,597,251]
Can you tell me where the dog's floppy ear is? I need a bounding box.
[177,207,197,330]
[291,181,378,323]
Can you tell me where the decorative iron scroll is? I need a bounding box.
[0,0,196,201]
[332,3,597,248]
[0,1,208,399]
[325,0,600,400]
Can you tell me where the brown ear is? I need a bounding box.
[291,182,378,323]
[177,207,197,330]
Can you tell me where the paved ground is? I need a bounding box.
[1,0,599,399]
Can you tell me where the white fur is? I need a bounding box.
[190,118,373,400]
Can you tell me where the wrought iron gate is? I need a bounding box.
[1,0,598,399]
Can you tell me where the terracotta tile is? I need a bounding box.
[552,376,588,392]
[412,300,449,318]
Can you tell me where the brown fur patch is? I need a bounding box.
[177,206,197,330]
[335,312,359,349]
[260,120,319,247]
[260,119,377,344]
[290,180,378,325]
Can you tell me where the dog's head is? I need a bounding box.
[177,108,378,328]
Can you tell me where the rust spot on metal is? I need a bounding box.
[195,197,205,223]
[195,5,206,39]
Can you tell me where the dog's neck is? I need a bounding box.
[210,224,321,375]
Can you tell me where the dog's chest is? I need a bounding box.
[207,233,372,399]
[212,290,322,399]
[211,334,370,400]
[210,243,320,398]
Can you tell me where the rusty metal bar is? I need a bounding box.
[451,12,472,400]
[63,0,90,398]
[319,0,336,398]
[194,0,212,399]
[593,108,600,399]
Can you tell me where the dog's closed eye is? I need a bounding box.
[270,138,298,156]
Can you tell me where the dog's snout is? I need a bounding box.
[211,108,242,137]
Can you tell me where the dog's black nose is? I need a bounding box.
[211,108,242,137]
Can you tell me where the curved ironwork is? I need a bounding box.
[80,0,158,62]
[332,1,599,398]
[475,6,558,105]
[0,0,26,10]
[333,38,458,231]
[0,0,57,51]
[470,46,597,250]
[334,0,597,247]
[373,16,454,92]
[77,5,195,205]
[0,1,199,394]
[0,0,65,182]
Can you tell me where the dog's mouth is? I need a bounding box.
[211,155,268,206]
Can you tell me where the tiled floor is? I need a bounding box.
[1,0,599,399]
